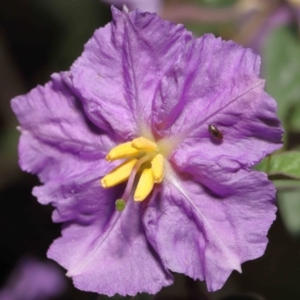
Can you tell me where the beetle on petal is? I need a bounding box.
[208,124,223,140]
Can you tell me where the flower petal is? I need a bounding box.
[152,34,259,132]
[152,34,282,166]
[11,72,114,182]
[69,7,192,140]
[143,161,276,291]
[153,35,282,166]
[171,87,282,168]
[34,170,173,296]
[0,257,66,300]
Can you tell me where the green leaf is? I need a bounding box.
[278,190,300,237]
[264,26,300,131]
[255,151,300,180]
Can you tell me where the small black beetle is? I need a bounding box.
[208,125,223,140]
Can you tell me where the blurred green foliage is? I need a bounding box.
[264,26,300,133]
[278,190,300,237]
[262,22,300,237]
[256,152,300,180]
[195,0,237,7]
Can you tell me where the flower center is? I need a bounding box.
[101,137,164,207]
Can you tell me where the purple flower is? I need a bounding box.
[0,257,66,300]
[103,0,161,12]
[11,7,283,297]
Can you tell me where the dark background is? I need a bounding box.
[0,1,300,299]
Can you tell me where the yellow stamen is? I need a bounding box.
[106,142,140,161]
[101,136,169,204]
[101,158,138,188]
[151,154,164,183]
[134,167,155,202]
[131,137,157,152]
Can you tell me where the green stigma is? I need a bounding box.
[115,199,126,211]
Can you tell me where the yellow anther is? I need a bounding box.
[102,136,167,203]
[101,158,138,188]
[131,137,157,152]
[106,142,140,161]
[134,167,155,202]
[151,154,164,183]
